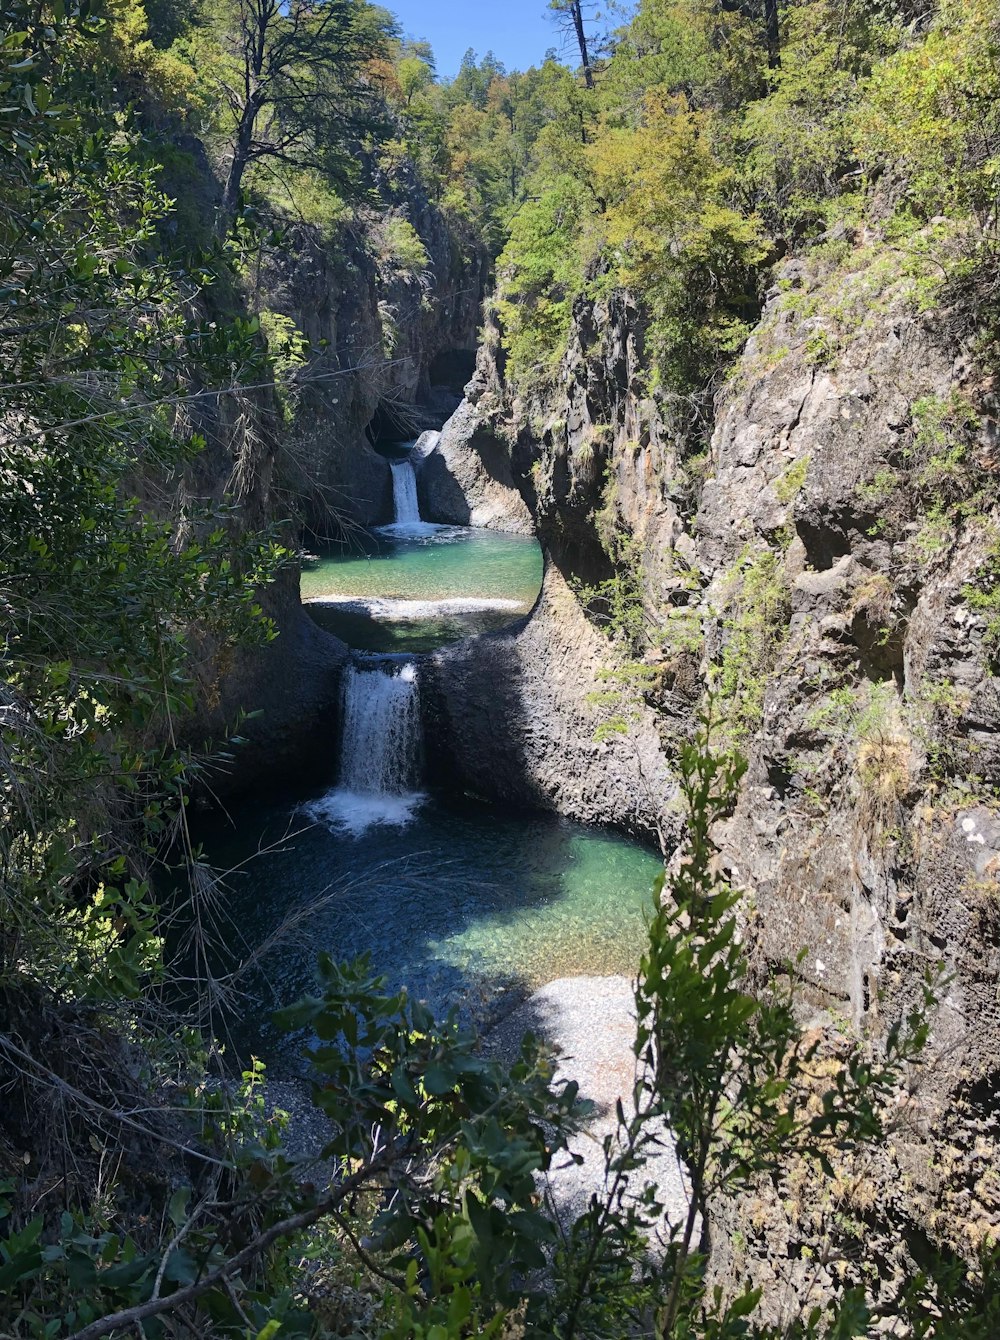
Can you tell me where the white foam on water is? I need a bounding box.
[305,595,524,620]
[302,788,425,836]
[374,520,447,539]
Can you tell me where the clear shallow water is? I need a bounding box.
[193,794,662,1071]
[301,526,543,652]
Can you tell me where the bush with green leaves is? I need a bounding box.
[378,217,432,279]
[2,6,287,881]
[491,0,1000,407]
[713,547,790,742]
[0,0,288,1252]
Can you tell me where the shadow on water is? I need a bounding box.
[305,601,526,653]
[188,786,662,1077]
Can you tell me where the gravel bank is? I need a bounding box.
[262,976,690,1246]
[487,975,690,1233]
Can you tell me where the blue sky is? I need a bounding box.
[386,0,564,78]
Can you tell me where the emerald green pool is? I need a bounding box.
[302,525,543,652]
[194,791,662,1070]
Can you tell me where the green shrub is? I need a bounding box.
[379,216,431,277]
[715,548,791,740]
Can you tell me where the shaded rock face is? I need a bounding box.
[187,568,349,799]
[258,190,488,534]
[429,250,1000,1288]
[416,293,693,836]
[423,563,674,840]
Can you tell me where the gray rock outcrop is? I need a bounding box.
[423,562,674,839]
[187,569,349,798]
[417,399,535,534]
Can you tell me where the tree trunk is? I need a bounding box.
[764,0,780,69]
[218,103,257,232]
[571,0,595,90]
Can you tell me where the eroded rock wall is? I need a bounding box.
[259,184,488,534]
[698,257,1000,1293]
[190,569,349,797]
[424,562,673,838]
[430,243,1000,1285]
[417,398,534,533]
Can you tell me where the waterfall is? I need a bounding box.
[390,458,420,525]
[303,658,424,834]
[340,660,420,794]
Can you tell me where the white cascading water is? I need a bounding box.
[340,660,420,794]
[303,659,424,834]
[390,458,420,525]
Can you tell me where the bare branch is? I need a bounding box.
[63,1140,408,1340]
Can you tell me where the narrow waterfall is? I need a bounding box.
[339,660,420,794]
[390,458,420,525]
[304,658,424,833]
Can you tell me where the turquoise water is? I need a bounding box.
[301,526,543,652]
[193,793,662,1070]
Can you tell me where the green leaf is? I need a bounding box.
[423,1063,457,1096]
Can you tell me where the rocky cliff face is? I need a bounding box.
[428,242,1000,1293]
[424,562,672,837]
[420,291,697,834]
[416,397,534,533]
[259,177,488,535]
[697,254,1000,1296]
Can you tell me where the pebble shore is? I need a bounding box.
[487,974,690,1232]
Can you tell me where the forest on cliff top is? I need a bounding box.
[2,0,1000,1334]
